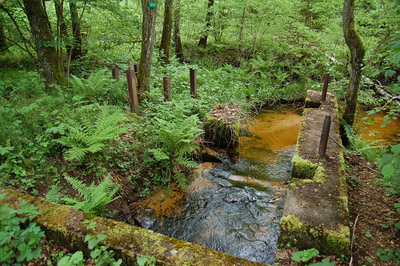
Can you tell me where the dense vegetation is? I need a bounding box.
[0,0,399,264]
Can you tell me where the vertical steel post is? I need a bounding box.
[190,68,197,98]
[112,67,119,81]
[319,115,331,159]
[163,76,171,101]
[321,73,330,101]
[126,67,140,115]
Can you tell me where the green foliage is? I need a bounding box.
[137,256,156,266]
[342,121,385,163]
[62,175,121,215]
[148,115,203,187]
[56,220,122,266]
[69,69,125,105]
[380,144,400,195]
[377,248,400,264]
[0,193,45,265]
[308,258,335,266]
[57,106,129,162]
[291,248,319,262]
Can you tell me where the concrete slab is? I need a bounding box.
[278,90,349,256]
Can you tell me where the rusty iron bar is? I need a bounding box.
[319,115,331,159]
[163,76,171,102]
[126,67,140,115]
[112,67,119,81]
[321,73,330,101]
[190,68,197,98]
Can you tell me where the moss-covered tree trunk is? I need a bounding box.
[174,0,184,62]
[22,0,65,86]
[342,0,365,127]
[160,0,173,64]
[69,2,83,61]
[138,0,157,98]
[198,0,214,48]
[0,15,7,51]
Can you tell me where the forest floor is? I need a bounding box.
[276,153,400,265]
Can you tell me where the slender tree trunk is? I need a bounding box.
[160,0,173,64]
[342,0,365,127]
[137,0,157,98]
[54,0,68,41]
[198,0,214,48]
[22,0,65,86]
[0,15,7,51]
[69,1,83,60]
[174,0,184,62]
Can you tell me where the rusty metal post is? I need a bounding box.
[319,115,331,159]
[190,68,197,98]
[321,73,330,101]
[134,64,139,77]
[126,67,140,115]
[163,77,171,102]
[112,67,119,81]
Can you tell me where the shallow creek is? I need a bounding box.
[130,108,302,264]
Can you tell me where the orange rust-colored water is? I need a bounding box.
[133,184,186,217]
[238,111,302,162]
[355,110,400,146]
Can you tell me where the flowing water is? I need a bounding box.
[131,108,302,264]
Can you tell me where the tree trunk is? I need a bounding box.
[54,0,68,42]
[137,0,157,98]
[342,0,365,127]
[69,1,83,60]
[198,0,214,48]
[160,0,173,64]
[0,15,7,51]
[22,0,65,86]
[174,0,184,62]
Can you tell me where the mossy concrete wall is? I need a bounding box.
[278,90,349,256]
[0,188,267,266]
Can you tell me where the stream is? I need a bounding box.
[130,108,302,264]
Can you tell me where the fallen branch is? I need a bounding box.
[326,54,400,107]
[349,214,359,266]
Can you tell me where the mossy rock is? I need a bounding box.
[203,103,242,149]
[0,188,266,266]
[279,214,350,256]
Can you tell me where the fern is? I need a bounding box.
[63,175,121,215]
[342,121,384,163]
[57,107,129,161]
[149,115,203,186]
[69,69,123,104]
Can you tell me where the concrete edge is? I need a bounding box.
[0,188,267,266]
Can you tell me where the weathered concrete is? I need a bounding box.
[0,188,267,266]
[278,90,349,256]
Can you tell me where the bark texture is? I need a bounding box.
[160,0,173,64]
[138,0,157,98]
[174,0,184,62]
[69,2,83,60]
[342,0,365,127]
[198,0,214,48]
[23,0,65,86]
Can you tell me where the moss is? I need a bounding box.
[203,114,240,149]
[325,225,350,254]
[291,155,318,179]
[280,215,305,232]
[288,178,314,189]
[313,166,327,182]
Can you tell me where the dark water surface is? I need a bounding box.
[133,109,302,264]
